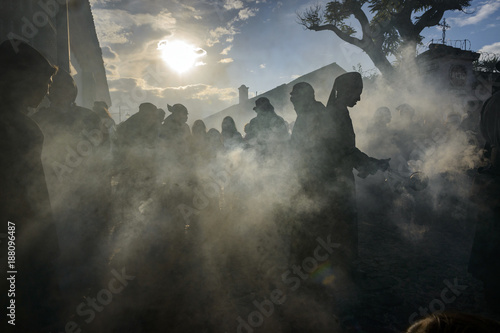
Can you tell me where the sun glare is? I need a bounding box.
[158,40,206,74]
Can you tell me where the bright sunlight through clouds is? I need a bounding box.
[158,40,207,74]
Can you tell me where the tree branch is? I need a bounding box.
[351,2,371,38]
[391,0,417,41]
[414,7,446,33]
[296,4,323,29]
[309,24,363,47]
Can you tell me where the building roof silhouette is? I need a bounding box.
[203,62,346,131]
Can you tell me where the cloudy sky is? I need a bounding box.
[89,0,500,123]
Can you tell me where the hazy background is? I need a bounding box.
[89,0,500,123]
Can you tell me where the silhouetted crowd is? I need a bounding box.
[1,39,500,333]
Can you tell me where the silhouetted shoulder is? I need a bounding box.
[0,111,44,151]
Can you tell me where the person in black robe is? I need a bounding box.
[322,72,390,279]
[0,39,60,331]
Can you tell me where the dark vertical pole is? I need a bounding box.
[56,0,70,72]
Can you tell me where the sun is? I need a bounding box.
[158,40,206,74]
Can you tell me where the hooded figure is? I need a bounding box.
[318,72,389,279]
[325,72,390,178]
[0,39,60,331]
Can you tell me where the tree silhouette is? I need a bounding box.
[298,0,472,81]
